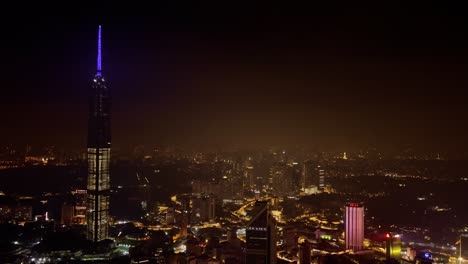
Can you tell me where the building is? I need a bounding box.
[0,194,15,223]
[317,165,325,191]
[0,196,33,223]
[385,233,401,260]
[135,172,151,212]
[61,202,75,225]
[192,180,220,196]
[298,239,311,264]
[180,196,190,237]
[345,203,364,251]
[191,195,215,224]
[302,161,326,192]
[461,235,468,261]
[72,190,87,225]
[15,205,33,222]
[406,247,417,261]
[246,168,255,191]
[281,226,299,248]
[221,228,245,264]
[16,197,33,222]
[269,162,295,197]
[86,25,111,242]
[246,201,276,264]
[166,207,175,225]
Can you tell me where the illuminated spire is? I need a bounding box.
[96,25,102,76]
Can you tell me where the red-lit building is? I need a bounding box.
[345,203,364,251]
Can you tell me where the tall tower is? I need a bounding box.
[86,25,111,242]
[345,203,364,251]
[246,201,277,264]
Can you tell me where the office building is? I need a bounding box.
[270,162,295,197]
[246,201,276,264]
[86,25,111,242]
[72,189,87,225]
[345,203,364,251]
[191,195,215,223]
[61,202,75,225]
[298,239,311,264]
[303,161,326,192]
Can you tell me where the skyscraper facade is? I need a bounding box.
[345,203,364,251]
[246,201,277,264]
[86,25,111,242]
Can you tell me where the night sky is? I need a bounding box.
[2,2,468,156]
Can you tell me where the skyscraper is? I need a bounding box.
[302,161,326,192]
[72,189,87,225]
[61,202,75,225]
[246,201,277,264]
[269,162,294,197]
[86,25,111,242]
[191,194,215,224]
[345,203,364,251]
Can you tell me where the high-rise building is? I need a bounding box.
[246,201,276,264]
[180,196,190,237]
[385,233,401,260]
[166,207,175,225]
[86,25,111,242]
[73,189,87,225]
[317,165,325,191]
[61,202,75,225]
[461,235,468,261]
[298,239,311,264]
[345,203,364,251]
[191,195,215,223]
[302,161,326,192]
[192,180,220,196]
[270,162,295,197]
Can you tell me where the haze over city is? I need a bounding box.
[3,2,468,156]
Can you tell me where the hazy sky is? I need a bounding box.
[2,2,468,156]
